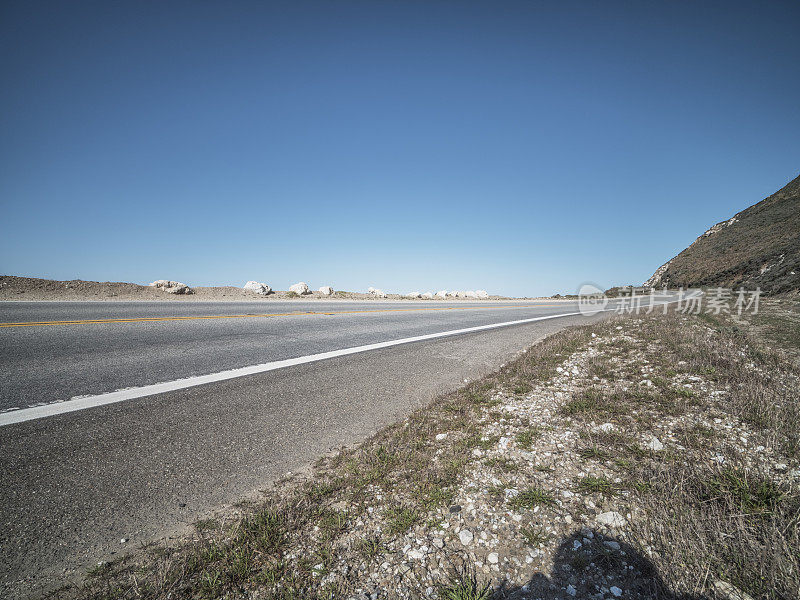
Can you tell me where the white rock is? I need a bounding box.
[318,286,334,296]
[610,586,622,597]
[646,436,664,451]
[475,290,489,299]
[406,549,424,560]
[458,529,474,545]
[435,433,448,441]
[775,463,788,472]
[368,287,387,298]
[596,511,626,528]
[436,290,448,298]
[243,281,271,295]
[149,280,191,295]
[448,290,463,298]
[465,290,477,298]
[593,423,615,433]
[712,580,755,600]
[289,282,310,295]
[487,552,499,564]
[421,292,434,299]
[406,291,422,298]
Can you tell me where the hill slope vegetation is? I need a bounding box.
[645,174,800,293]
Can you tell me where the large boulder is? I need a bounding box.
[149,280,192,295]
[289,282,310,295]
[475,290,489,299]
[368,287,387,298]
[406,291,422,298]
[448,290,463,298]
[243,281,271,295]
[435,290,448,298]
[421,292,434,299]
[465,290,477,298]
[318,286,334,296]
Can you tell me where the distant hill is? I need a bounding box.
[645,174,800,294]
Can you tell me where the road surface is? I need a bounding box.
[0,297,673,596]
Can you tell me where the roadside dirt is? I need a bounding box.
[0,276,516,302]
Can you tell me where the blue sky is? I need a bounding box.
[1,1,798,297]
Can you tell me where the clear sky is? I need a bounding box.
[1,1,798,297]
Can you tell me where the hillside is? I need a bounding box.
[645,174,800,293]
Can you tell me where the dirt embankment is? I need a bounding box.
[0,276,514,302]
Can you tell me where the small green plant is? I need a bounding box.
[706,468,783,512]
[357,536,384,560]
[561,389,613,416]
[317,509,348,539]
[484,457,519,472]
[194,518,218,532]
[86,561,113,578]
[508,486,555,509]
[237,510,285,554]
[386,506,421,535]
[577,476,615,496]
[515,426,542,449]
[439,572,492,600]
[578,446,609,461]
[521,524,550,547]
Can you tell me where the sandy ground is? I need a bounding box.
[0,275,548,302]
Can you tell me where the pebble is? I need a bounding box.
[459,529,474,545]
[645,436,664,451]
[596,511,626,528]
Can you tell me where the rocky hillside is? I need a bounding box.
[645,174,800,293]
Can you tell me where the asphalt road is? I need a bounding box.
[0,298,668,597]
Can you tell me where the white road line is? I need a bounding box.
[0,302,677,427]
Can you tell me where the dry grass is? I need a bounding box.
[562,309,800,599]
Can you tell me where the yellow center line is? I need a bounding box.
[0,303,563,328]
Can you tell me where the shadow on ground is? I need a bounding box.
[485,528,706,600]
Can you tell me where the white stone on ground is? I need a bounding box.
[406,292,421,298]
[465,290,477,298]
[646,436,664,451]
[149,280,191,294]
[318,286,334,296]
[289,282,310,295]
[435,290,448,298]
[596,511,626,528]
[243,281,271,295]
[458,529,473,545]
[421,292,434,299]
[475,290,489,298]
